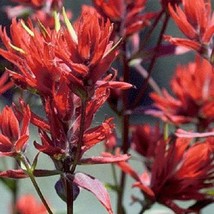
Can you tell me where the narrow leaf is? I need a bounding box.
[31,152,40,171]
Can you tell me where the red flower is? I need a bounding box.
[15,195,46,214]
[165,0,214,61]
[57,6,119,95]
[0,7,119,97]
[93,0,154,36]
[0,103,30,156]
[0,19,64,96]
[118,137,214,213]
[149,57,214,127]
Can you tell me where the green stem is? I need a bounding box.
[20,155,53,214]
[111,164,118,187]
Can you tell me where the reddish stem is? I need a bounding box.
[117,41,130,214]
[131,13,170,109]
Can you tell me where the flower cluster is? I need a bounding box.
[0,4,131,214]
[165,0,214,63]
[149,57,214,128]
[93,0,155,37]
[118,136,214,213]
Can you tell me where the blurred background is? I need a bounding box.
[0,0,213,213]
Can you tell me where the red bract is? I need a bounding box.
[0,19,64,96]
[149,57,214,127]
[15,195,46,214]
[93,0,154,36]
[0,7,119,97]
[0,104,30,157]
[165,0,214,61]
[118,137,214,213]
[33,80,130,161]
[57,7,119,95]
[0,70,14,94]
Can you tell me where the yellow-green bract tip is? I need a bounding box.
[21,20,34,37]
[54,11,61,32]
[62,7,78,44]
[9,43,25,54]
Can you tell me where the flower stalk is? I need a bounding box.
[19,154,53,214]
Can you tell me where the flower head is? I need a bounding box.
[149,57,214,127]
[93,0,153,36]
[0,7,118,98]
[0,18,64,96]
[165,0,214,61]
[0,103,30,157]
[118,137,214,213]
[57,6,118,95]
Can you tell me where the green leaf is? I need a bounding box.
[32,152,40,171]
[105,183,119,192]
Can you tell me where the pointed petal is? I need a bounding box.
[15,134,29,152]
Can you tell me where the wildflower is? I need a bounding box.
[0,104,30,157]
[57,7,118,95]
[0,18,63,96]
[92,0,154,36]
[165,0,214,62]
[148,57,214,128]
[118,137,214,213]
[0,7,119,97]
